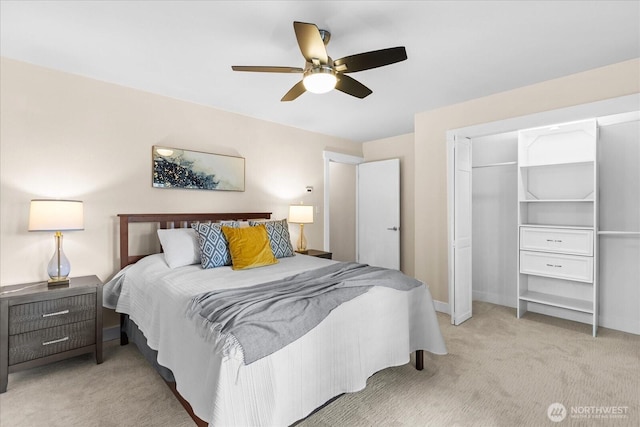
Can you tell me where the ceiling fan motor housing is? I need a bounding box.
[318,29,331,45]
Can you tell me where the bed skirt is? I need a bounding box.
[121,314,175,382]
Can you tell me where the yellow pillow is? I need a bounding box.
[221,224,278,270]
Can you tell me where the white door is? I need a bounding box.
[357,159,400,269]
[448,136,473,325]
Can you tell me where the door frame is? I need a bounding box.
[446,93,640,324]
[323,151,364,252]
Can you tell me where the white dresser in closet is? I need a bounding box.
[516,119,598,336]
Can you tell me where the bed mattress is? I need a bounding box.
[104,253,447,426]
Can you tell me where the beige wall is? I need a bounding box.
[362,133,415,277]
[0,58,362,293]
[4,56,638,318]
[414,58,640,303]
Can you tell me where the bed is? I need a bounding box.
[104,212,447,426]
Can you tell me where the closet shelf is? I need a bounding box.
[519,199,594,203]
[472,161,517,169]
[598,231,640,236]
[519,160,595,169]
[519,291,593,314]
[520,224,595,230]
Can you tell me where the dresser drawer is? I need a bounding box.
[8,293,96,335]
[520,251,593,283]
[8,319,96,365]
[520,227,593,256]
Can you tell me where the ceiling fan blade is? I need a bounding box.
[232,66,304,73]
[335,75,372,99]
[281,80,307,102]
[293,21,328,64]
[333,47,407,73]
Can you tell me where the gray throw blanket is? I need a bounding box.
[186,262,423,365]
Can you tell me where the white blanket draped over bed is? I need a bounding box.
[104,253,447,426]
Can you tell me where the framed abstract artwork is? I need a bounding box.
[152,146,245,191]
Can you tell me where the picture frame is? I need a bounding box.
[152,146,245,191]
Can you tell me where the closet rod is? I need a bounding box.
[472,161,517,169]
[598,231,640,236]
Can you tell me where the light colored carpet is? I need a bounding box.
[1,302,638,426]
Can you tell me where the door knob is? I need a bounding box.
[387,226,398,231]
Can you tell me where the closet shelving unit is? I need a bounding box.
[516,119,598,336]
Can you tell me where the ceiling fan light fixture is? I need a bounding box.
[232,22,407,101]
[303,67,337,94]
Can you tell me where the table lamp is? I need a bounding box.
[288,205,314,253]
[28,199,84,286]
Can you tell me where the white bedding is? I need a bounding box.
[105,253,447,426]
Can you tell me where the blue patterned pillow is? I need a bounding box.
[249,219,294,258]
[191,222,238,268]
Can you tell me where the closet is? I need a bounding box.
[471,131,518,308]
[448,100,639,336]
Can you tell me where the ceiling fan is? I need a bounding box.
[231,21,407,101]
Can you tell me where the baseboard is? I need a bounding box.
[435,296,638,335]
[472,290,517,308]
[103,325,120,342]
[433,300,450,315]
[598,314,640,336]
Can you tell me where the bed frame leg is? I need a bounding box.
[120,313,129,346]
[415,350,424,371]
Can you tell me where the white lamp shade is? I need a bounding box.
[289,205,314,224]
[28,199,84,231]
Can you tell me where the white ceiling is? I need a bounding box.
[1,1,639,142]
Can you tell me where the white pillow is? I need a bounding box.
[157,228,201,268]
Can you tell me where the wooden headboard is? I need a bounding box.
[118,212,272,269]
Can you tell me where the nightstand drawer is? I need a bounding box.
[8,319,96,365]
[9,293,96,335]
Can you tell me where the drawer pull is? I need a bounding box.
[546,239,563,243]
[42,336,69,346]
[545,263,562,268]
[42,309,70,318]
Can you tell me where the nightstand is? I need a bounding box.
[296,249,332,259]
[0,275,103,393]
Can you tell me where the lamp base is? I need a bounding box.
[296,224,308,252]
[48,277,70,287]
